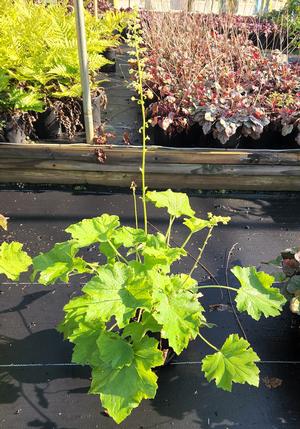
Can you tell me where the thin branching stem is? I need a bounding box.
[166,215,175,246]
[188,226,214,279]
[181,231,193,250]
[134,34,148,234]
[198,332,219,352]
[107,239,128,264]
[197,285,238,293]
[131,182,139,230]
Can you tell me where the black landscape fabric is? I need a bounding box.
[0,189,300,428]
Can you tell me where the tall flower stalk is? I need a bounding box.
[127,11,150,234]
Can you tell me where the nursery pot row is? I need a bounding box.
[0,96,104,144]
[150,123,299,150]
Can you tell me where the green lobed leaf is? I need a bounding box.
[122,312,162,343]
[70,319,104,367]
[32,241,88,285]
[141,233,186,271]
[207,213,231,226]
[202,334,260,392]
[232,266,287,320]
[99,227,146,261]
[113,226,147,248]
[65,214,120,247]
[57,295,104,340]
[97,331,134,369]
[183,217,211,233]
[183,214,230,234]
[82,262,152,328]
[99,241,118,261]
[152,276,204,355]
[0,241,32,280]
[146,189,195,218]
[89,335,163,424]
[169,273,199,292]
[286,275,300,294]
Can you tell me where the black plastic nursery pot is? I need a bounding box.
[34,107,63,140]
[249,32,289,51]
[5,96,105,142]
[150,123,299,150]
[0,113,28,144]
[101,47,117,73]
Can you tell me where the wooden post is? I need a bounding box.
[74,0,94,144]
[187,0,194,11]
[94,0,98,19]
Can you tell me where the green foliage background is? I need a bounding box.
[0,0,129,113]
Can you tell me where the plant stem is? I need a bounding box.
[188,226,214,279]
[108,322,118,332]
[137,308,143,323]
[131,182,139,230]
[108,240,128,264]
[198,332,219,352]
[135,37,148,235]
[197,285,238,293]
[166,215,175,246]
[181,231,193,250]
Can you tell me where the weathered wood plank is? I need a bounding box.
[0,169,299,191]
[0,143,300,165]
[0,159,300,176]
[0,143,299,190]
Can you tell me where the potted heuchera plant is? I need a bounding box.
[0,14,287,425]
[265,248,300,318]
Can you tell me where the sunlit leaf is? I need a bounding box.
[65,214,120,247]
[83,262,152,327]
[152,276,204,354]
[32,241,84,285]
[0,241,32,280]
[232,266,287,320]
[90,336,163,424]
[183,217,211,233]
[146,189,195,218]
[202,334,260,391]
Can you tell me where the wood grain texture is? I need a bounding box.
[0,143,299,190]
[1,143,300,165]
[0,169,299,191]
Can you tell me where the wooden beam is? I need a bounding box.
[0,169,299,191]
[0,144,300,165]
[0,143,299,190]
[0,159,300,176]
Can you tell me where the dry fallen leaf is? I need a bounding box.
[0,214,9,231]
[209,303,232,312]
[263,376,283,389]
[123,131,131,145]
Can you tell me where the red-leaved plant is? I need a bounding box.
[137,12,300,146]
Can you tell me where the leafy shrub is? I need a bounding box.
[265,247,300,316]
[138,11,300,146]
[0,0,130,138]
